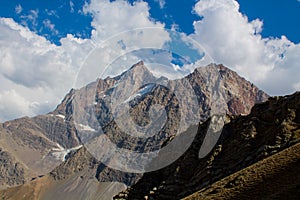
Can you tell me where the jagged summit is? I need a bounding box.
[114,60,154,84]
[124,60,154,77]
[127,60,151,75]
[129,60,145,69]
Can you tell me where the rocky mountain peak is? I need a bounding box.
[120,60,156,85]
[129,60,145,70]
[0,61,274,200]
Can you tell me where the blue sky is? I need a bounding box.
[0,0,93,44]
[0,0,299,45]
[0,0,300,122]
[238,0,300,43]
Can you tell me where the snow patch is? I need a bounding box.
[124,84,155,103]
[51,144,83,161]
[138,84,156,95]
[51,143,64,151]
[78,123,96,132]
[56,114,65,119]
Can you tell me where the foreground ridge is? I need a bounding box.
[184,143,300,200]
[114,92,300,200]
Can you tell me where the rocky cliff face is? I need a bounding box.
[0,148,25,189]
[0,62,269,199]
[114,92,300,200]
[0,115,79,189]
[69,61,268,168]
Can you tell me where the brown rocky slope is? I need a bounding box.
[114,92,300,200]
[184,142,300,200]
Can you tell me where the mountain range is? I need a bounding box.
[1,61,298,200]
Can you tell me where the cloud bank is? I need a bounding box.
[0,0,168,121]
[192,0,300,94]
[0,0,299,122]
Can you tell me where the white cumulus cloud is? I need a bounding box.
[0,0,170,122]
[0,18,87,121]
[43,19,59,35]
[191,0,299,95]
[83,0,167,42]
[70,1,75,13]
[20,9,39,30]
[15,4,23,14]
[154,0,166,9]
[0,0,299,122]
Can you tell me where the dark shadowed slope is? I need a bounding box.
[114,92,300,200]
